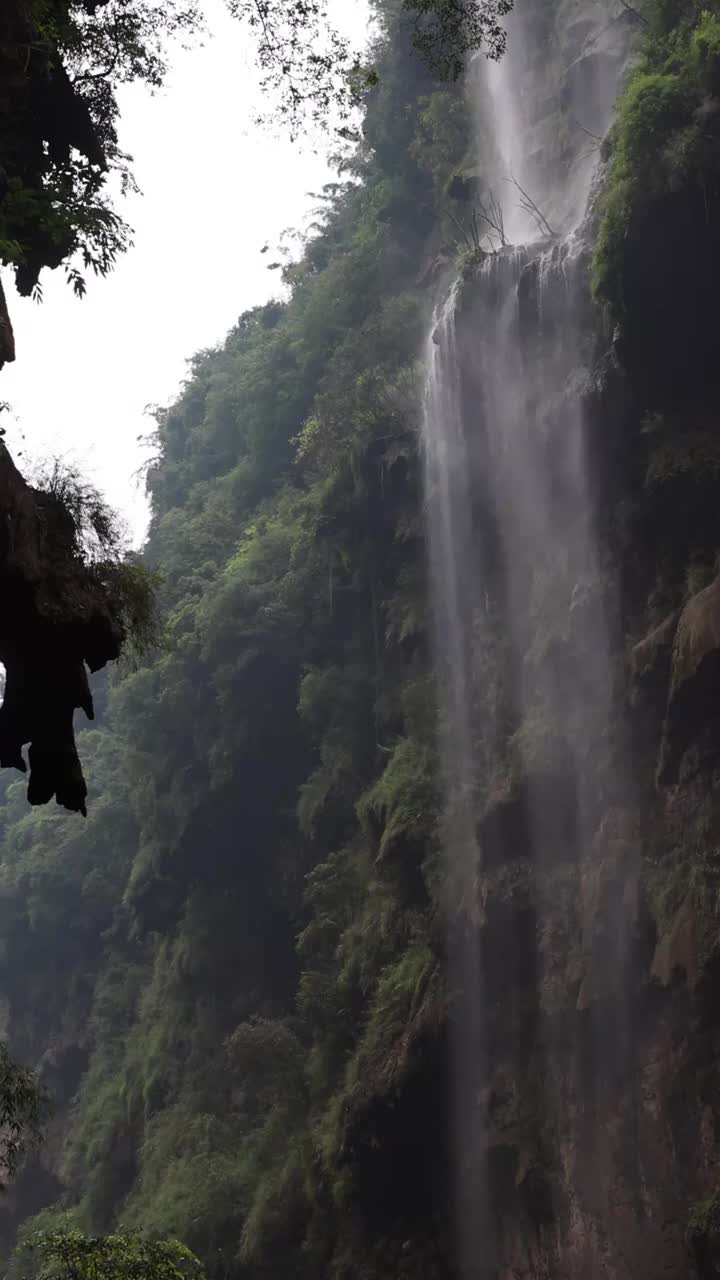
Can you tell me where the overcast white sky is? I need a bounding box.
[1,0,370,542]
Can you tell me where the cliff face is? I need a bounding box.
[442,283,720,1276]
[443,288,720,1272]
[416,0,720,1273]
[3,3,720,1278]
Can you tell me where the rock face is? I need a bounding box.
[0,445,121,813]
[469,784,719,1279]
[631,610,680,696]
[2,0,720,1274]
[410,5,720,1249]
[446,301,720,1277]
[659,578,720,785]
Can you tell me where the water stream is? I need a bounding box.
[422,2,633,1273]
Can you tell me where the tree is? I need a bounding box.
[0,0,512,817]
[0,1042,46,1185]
[0,0,514,306]
[0,457,159,816]
[226,0,514,133]
[0,0,201,302]
[409,0,514,79]
[24,1229,205,1280]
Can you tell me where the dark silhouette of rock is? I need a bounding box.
[0,444,122,814]
[0,279,15,371]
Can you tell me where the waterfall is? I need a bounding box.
[422,283,491,1278]
[422,3,634,1274]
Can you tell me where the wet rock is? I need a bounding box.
[447,168,483,203]
[630,609,680,712]
[670,577,720,688]
[568,572,617,651]
[659,577,720,784]
[631,611,680,686]
[479,770,578,870]
[651,898,700,987]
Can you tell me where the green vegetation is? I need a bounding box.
[0,0,202,298]
[0,1043,46,1185]
[688,1190,720,1241]
[1,0,720,1274]
[0,0,509,304]
[0,2,480,1273]
[594,0,720,310]
[30,461,161,664]
[23,1228,204,1280]
[12,0,720,1274]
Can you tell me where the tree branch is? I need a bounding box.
[506,175,556,238]
[617,0,649,25]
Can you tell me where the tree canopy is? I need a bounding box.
[0,0,508,1266]
[0,2,471,1270]
[0,0,513,302]
[0,0,201,299]
[0,1043,45,1185]
[24,1229,204,1280]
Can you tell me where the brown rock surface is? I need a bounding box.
[659,578,720,784]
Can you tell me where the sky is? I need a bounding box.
[1,0,370,543]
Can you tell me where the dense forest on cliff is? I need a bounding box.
[4,0,720,1277]
[0,3,469,1273]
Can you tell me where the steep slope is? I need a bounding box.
[0,5,467,1274]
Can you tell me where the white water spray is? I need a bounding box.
[422,2,633,1274]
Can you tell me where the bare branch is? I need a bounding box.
[475,191,506,248]
[505,175,556,238]
[617,0,649,25]
[570,116,602,144]
[447,210,473,251]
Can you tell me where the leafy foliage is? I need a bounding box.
[688,1191,720,1241]
[594,0,720,310]
[0,0,202,295]
[225,0,375,135]
[410,0,513,78]
[0,1044,46,1185]
[31,460,127,564]
[24,1228,204,1280]
[226,0,514,134]
[0,1,482,1275]
[0,0,511,294]
[29,460,161,663]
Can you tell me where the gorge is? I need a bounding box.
[2,0,720,1278]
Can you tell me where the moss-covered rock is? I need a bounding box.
[594,1,720,399]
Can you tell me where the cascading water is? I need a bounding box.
[422,283,491,1278]
[422,3,635,1275]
